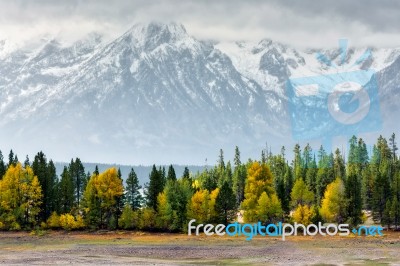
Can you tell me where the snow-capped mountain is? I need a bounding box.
[0,22,399,164]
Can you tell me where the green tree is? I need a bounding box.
[345,173,363,226]
[291,178,314,207]
[145,165,165,211]
[69,158,86,208]
[233,146,246,207]
[182,167,190,180]
[32,152,58,221]
[0,150,6,179]
[59,166,74,214]
[167,165,177,181]
[215,181,236,224]
[126,168,142,210]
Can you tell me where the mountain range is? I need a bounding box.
[1,22,399,165]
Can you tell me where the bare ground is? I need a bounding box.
[0,231,399,265]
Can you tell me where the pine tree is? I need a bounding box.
[293,144,303,180]
[24,155,30,168]
[0,150,6,179]
[215,181,236,224]
[59,166,74,214]
[333,148,345,179]
[115,167,125,229]
[182,167,190,180]
[233,146,246,207]
[392,174,400,228]
[345,173,363,226]
[47,160,58,216]
[32,151,57,221]
[361,165,374,210]
[389,133,398,162]
[69,158,86,207]
[8,149,15,168]
[94,165,99,175]
[225,161,233,187]
[126,168,142,210]
[146,165,165,211]
[372,167,390,221]
[167,165,176,181]
[261,150,267,164]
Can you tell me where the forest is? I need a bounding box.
[0,134,399,232]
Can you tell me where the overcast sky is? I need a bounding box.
[0,0,399,49]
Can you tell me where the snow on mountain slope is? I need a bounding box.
[1,22,400,164]
[0,23,286,164]
[216,40,400,96]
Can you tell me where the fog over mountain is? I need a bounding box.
[1,22,399,165]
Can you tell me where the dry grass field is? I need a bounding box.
[0,230,399,265]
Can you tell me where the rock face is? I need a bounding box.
[0,22,398,164]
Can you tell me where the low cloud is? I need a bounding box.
[0,0,399,48]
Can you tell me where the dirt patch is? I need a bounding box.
[0,231,399,265]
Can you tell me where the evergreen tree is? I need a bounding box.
[218,149,225,170]
[8,149,17,168]
[47,160,58,216]
[225,161,233,188]
[182,166,190,180]
[59,166,74,214]
[361,165,374,210]
[392,174,400,228]
[233,146,246,207]
[215,181,236,224]
[284,164,295,209]
[24,155,30,168]
[32,152,57,221]
[167,165,176,181]
[389,133,398,162]
[261,150,267,164]
[293,144,303,180]
[316,150,335,205]
[115,167,125,228]
[0,150,6,179]
[372,168,390,221]
[333,148,346,179]
[69,158,86,207]
[146,165,165,210]
[118,167,122,179]
[305,156,317,201]
[126,168,142,210]
[94,165,99,175]
[345,173,363,226]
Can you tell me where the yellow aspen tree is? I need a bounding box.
[242,162,274,222]
[320,178,346,223]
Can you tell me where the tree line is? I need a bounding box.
[0,133,399,231]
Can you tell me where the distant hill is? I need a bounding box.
[53,162,206,185]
